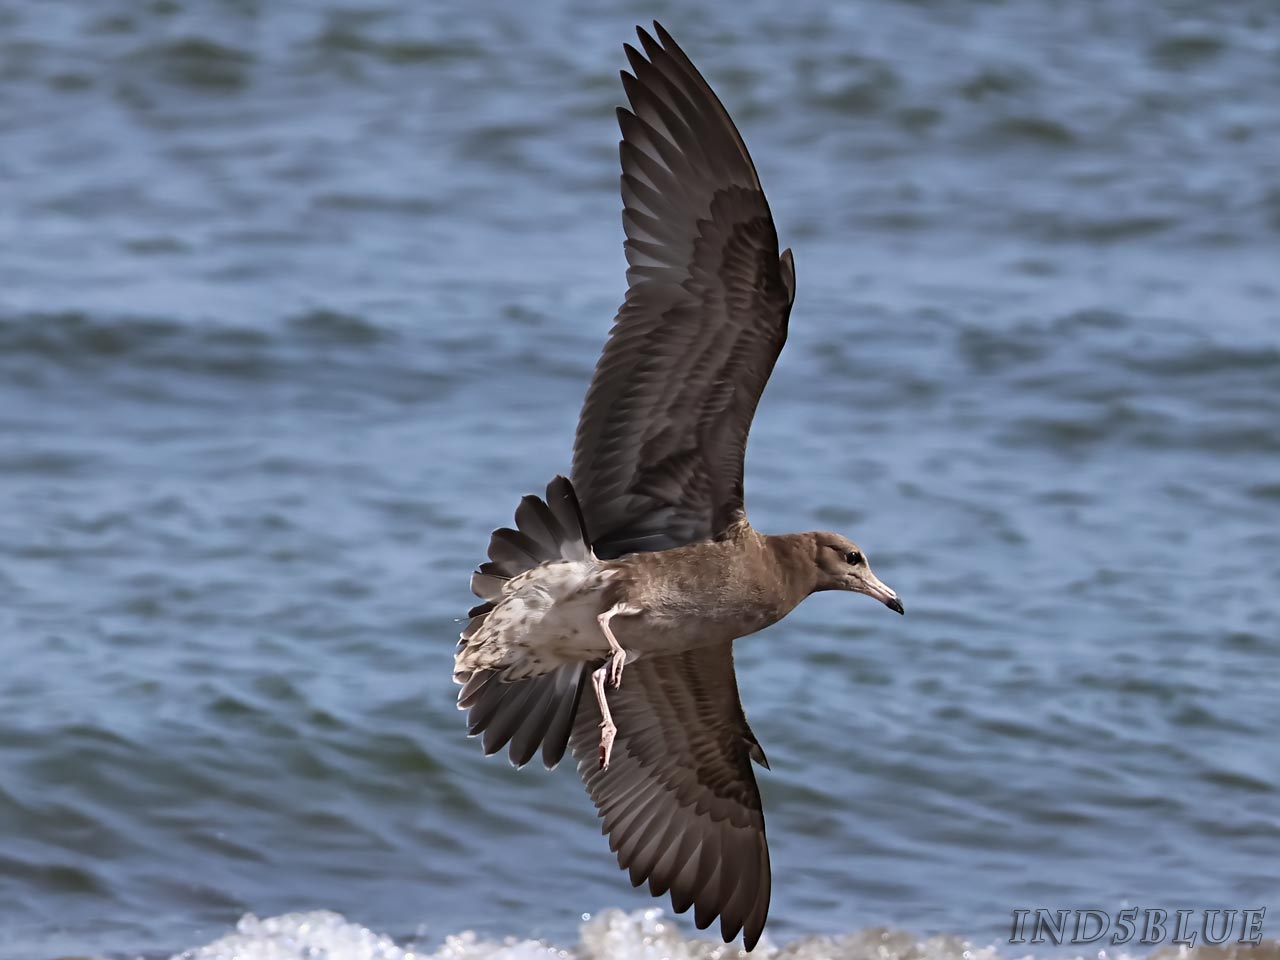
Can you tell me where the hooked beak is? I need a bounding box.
[858,569,904,615]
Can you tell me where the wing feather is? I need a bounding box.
[572,24,795,559]
[570,643,770,950]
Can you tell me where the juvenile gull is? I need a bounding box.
[454,23,904,951]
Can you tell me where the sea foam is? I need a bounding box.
[168,907,1083,960]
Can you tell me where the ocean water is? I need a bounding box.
[1,1,1278,959]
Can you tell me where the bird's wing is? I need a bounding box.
[570,643,770,949]
[571,22,795,559]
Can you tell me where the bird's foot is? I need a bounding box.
[607,649,626,688]
[597,605,633,690]
[598,718,617,769]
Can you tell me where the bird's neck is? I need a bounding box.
[761,532,821,608]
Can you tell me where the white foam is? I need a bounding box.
[168,908,1043,960]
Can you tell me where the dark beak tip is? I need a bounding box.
[886,597,905,615]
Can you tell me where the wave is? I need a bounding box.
[169,909,1280,960]
[0,309,466,406]
[0,310,391,362]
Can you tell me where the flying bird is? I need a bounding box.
[454,22,904,951]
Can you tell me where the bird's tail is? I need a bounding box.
[455,475,593,769]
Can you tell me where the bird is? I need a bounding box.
[453,22,904,952]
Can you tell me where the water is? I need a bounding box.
[1,1,1278,958]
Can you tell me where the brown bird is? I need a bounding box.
[454,22,904,951]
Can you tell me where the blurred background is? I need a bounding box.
[1,1,1277,958]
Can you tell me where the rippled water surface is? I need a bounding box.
[1,2,1278,958]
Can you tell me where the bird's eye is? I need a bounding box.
[845,550,863,566]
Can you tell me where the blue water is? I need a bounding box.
[1,2,1278,958]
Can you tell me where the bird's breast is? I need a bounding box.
[613,581,784,654]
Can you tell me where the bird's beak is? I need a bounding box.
[858,569,904,615]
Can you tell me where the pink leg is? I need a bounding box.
[593,603,639,768]
[597,604,630,688]
[592,664,617,769]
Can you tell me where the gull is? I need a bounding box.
[453,22,904,951]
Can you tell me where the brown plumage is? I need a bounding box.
[454,23,905,951]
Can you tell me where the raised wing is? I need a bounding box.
[572,22,795,559]
[570,644,771,949]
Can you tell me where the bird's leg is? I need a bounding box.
[593,603,639,768]
[597,604,631,689]
[591,664,617,769]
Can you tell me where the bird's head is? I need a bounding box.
[808,531,904,614]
